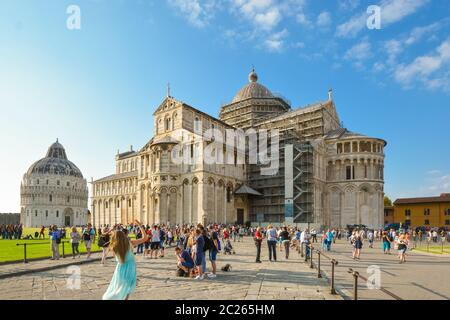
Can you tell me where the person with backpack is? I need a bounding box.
[193,228,205,280]
[207,225,219,278]
[49,225,61,260]
[98,227,111,265]
[82,223,96,259]
[280,226,291,259]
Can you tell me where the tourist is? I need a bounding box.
[193,228,205,280]
[311,229,317,243]
[254,226,263,263]
[351,230,363,260]
[150,225,160,259]
[159,226,166,258]
[280,226,290,259]
[382,231,392,254]
[49,225,61,260]
[175,246,194,277]
[70,226,81,259]
[207,225,219,278]
[135,227,144,255]
[98,227,111,265]
[82,223,95,259]
[368,230,374,248]
[397,232,408,263]
[102,220,148,300]
[39,226,46,239]
[325,229,334,251]
[266,224,278,262]
[144,226,151,258]
[238,226,245,242]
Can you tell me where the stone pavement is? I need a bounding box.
[314,239,450,300]
[0,237,341,300]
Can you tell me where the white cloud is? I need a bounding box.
[336,0,429,38]
[422,172,450,195]
[167,0,218,28]
[317,11,332,28]
[296,12,312,28]
[339,0,361,11]
[344,39,372,61]
[394,38,450,90]
[384,39,403,65]
[264,29,289,52]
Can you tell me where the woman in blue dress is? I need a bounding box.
[102,220,148,300]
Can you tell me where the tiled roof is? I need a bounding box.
[94,171,138,183]
[394,194,450,205]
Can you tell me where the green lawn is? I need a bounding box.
[411,244,450,255]
[0,228,136,263]
[0,228,102,262]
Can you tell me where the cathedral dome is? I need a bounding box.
[232,69,274,103]
[26,140,83,178]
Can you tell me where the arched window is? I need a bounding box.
[165,117,171,131]
[49,195,52,202]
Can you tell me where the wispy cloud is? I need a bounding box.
[394,38,450,91]
[336,0,429,38]
[167,0,218,28]
[317,11,332,29]
[264,29,289,52]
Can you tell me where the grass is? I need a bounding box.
[0,228,137,263]
[0,228,102,262]
[411,244,450,255]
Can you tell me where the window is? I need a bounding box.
[45,210,48,218]
[46,180,49,185]
[67,196,70,203]
[128,199,132,207]
[57,180,60,186]
[446,220,450,225]
[424,208,430,216]
[346,166,354,180]
[405,209,411,217]
[35,210,38,217]
[67,182,70,187]
[117,201,120,208]
[424,219,430,225]
[105,202,109,209]
[364,165,368,179]
[49,195,52,202]
[445,209,450,216]
[346,166,352,180]
[226,187,232,203]
[56,210,59,218]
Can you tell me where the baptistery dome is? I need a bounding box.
[27,140,83,178]
[20,140,88,228]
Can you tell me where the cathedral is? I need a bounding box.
[91,70,386,229]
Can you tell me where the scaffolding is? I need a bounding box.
[247,130,314,224]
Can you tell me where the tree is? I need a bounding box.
[384,196,392,207]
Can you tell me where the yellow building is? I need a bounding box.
[393,193,450,228]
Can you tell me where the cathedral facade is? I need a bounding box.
[91,70,386,229]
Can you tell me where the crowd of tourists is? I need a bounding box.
[0,224,23,239]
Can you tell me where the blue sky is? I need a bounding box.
[0,0,449,212]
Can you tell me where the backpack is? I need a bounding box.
[98,235,107,247]
[83,231,91,241]
[203,235,213,252]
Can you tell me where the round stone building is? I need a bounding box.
[20,140,88,227]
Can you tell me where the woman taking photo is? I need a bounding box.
[102,220,148,300]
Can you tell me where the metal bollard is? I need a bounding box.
[351,270,359,300]
[330,259,338,295]
[62,241,65,258]
[304,243,308,262]
[317,250,322,278]
[310,245,314,269]
[300,242,304,258]
[17,243,28,264]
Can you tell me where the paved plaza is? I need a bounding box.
[0,237,341,300]
[310,239,450,300]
